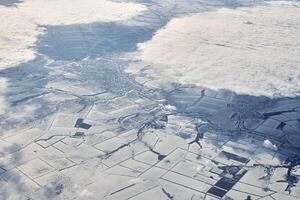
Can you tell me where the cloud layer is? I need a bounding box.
[0,0,146,115]
[0,0,146,69]
[132,1,300,97]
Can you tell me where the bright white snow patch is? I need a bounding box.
[0,0,146,69]
[263,139,278,151]
[164,104,177,111]
[131,1,300,97]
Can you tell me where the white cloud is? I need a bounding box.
[164,104,177,111]
[263,139,278,151]
[0,0,146,69]
[130,1,300,97]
